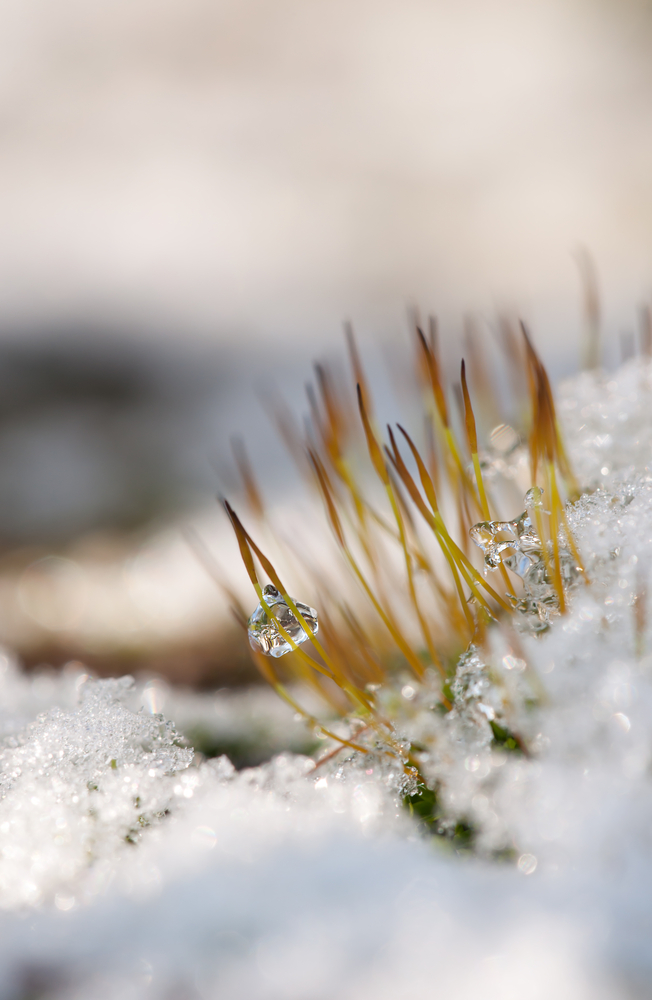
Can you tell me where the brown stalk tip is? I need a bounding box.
[222,498,261,589]
[224,501,285,597]
[427,315,438,353]
[416,327,448,426]
[460,359,478,454]
[386,425,401,466]
[308,447,346,547]
[520,319,536,359]
[231,436,264,519]
[397,423,440,514]
[357,383,389,485]
[346,323,369,402]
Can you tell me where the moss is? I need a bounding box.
[404,781,477,853]
[183,724,319,770]
[490,720,522,753]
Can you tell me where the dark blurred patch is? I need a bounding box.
[20,621,259,689]
[0,330,232,546]
[12,961,68,1000]
[185,723,319,770]
[0,330,321,689]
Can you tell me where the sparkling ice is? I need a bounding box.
[470,487,581,629]
[248,584,318,657]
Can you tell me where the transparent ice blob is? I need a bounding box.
[470,488,580,629]
[470,488,545,579]
[248,584,319,657]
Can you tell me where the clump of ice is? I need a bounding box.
[3,359,652,997]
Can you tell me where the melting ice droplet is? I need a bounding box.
[469,488,580,629]
[523,486,545,510]
[248,584,319,657]
[469,489,546,579]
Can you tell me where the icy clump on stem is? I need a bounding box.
[470,487,581,630]
[247,584,319,657]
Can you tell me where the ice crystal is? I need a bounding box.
[470,487,581,628]
[449,643,496,742]
[248,584,319,657]
[477,423,531,491]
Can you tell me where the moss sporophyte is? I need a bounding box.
[220,318,587,841]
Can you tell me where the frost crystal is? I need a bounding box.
[470,487,581,628]
[248,584,319,656]
[0,675,192,908]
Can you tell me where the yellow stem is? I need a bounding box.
[385,483,446,679]
[547,462,566,613]
[470,451,513,597]
[342,545,429,681]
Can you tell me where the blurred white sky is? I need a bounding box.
[0,0,652,357]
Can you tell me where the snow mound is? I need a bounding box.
[0,675,192,910]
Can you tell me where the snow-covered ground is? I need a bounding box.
[2,361,652,998]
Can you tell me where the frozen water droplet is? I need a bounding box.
[470,488,581,629]
[248,585,318,657]
[469,507,540,579]
[524,486,545,510]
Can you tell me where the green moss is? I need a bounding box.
[490,720,522,753]
[184,724,319,770]
[404,781,476,854]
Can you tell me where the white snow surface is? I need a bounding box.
[3,362,652,998]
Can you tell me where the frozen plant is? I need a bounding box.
[4,338,652,997]
[221,322,590,839]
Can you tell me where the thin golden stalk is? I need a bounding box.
[267,679,369,753]
[386,482,445,676]
[546,462,566,614]
[309,448,434,684]
[356,384,444,677]
[461,360,514,597]
[311,726,370,771]
[228,498,387,724]
[460,360,489,517]
[522,321,579,499]
[416,326,482,513]
[395,425,512,613]
[223,500,337,681]
[385,429,475,634]
[183,526,249,630]
[231,436,265,519]
[557,499,588,583]
[338,604,386,684]
[537,377,568,612]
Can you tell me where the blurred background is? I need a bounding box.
[0,0,652,685]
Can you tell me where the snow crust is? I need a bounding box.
[2,361,652,997]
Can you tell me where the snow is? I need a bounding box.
[2,361,652,997]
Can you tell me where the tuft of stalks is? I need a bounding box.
[221,319,583,762]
